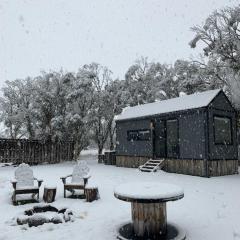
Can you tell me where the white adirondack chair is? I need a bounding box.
[60,161,90,198]
[11,163,43,205]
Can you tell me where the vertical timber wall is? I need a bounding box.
[207,160,238,177]
[116,155,150,168]
[164,159,206,177]
[165,159,238,177]
[116,155,238,177]
[0,139,75,164]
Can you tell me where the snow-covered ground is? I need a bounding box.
[0,151,240,240]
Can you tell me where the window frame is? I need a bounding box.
[127,129,151,141]
[213,115,233,146]
[127,130,139,141]
[138,129,151,141]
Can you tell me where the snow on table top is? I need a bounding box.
[114,182,184,202]
[116,89,221,121]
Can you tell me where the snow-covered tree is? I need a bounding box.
[173,59,224,94]
[124,57,152,105]
[81,63,114,156]
[104,79,127,150]
[0,78,36,139]
[49,71,72,142]
[65,69,95,159]
[124,57,183,104]
[190,5,240,109]
[148,62,179,99]
[33,72,61,141]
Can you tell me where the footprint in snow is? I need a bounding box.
[77,211,88,219]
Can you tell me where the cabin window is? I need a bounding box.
[138,130,151,141]
[127,129,150,141]
[214,116,232,145]
[127,130,138,141]
[166,119,179,158]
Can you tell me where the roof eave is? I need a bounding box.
[116,106,208,123]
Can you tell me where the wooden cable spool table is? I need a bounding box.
[114,182,184,239]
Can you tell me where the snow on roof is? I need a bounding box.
[116,89,221,121]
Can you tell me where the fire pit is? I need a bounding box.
[16,204,74,227]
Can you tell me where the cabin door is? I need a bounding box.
[166,119,179,158]
[154,120,166,158]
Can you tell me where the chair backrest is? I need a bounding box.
[71,161,90,183]
[15,163,34,188]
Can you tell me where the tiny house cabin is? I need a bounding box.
[115,89,238,177]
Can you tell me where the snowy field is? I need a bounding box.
[0,151,240,240]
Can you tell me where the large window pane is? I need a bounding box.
[127,130,138,141]
[138,130,150,141]
[127,129,150,141]
[214,116,232,145]
[166,119,179,158]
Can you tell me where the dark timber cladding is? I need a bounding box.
[0,139,74,164]
[115,89,238,177]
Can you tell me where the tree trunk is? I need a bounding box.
[98,145,103,155]
[109,136,114,150]
[26,116,35,140]
[109,124,116,150]
[74,141,82,160]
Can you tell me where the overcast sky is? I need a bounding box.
[0,0,238,86]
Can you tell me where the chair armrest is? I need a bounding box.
[60,174,72,184]
[83,175,91,180]
[11,180,17,190]
[83,175,91,186]
[34,178,43,188]
[37,180,43,188]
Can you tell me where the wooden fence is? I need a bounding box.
[0,138,75,164]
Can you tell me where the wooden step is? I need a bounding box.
[142,166,155,169]
[139,159,165,173]
[145,163,159,166]
[149,160,163,163]
[140,168,152,172]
